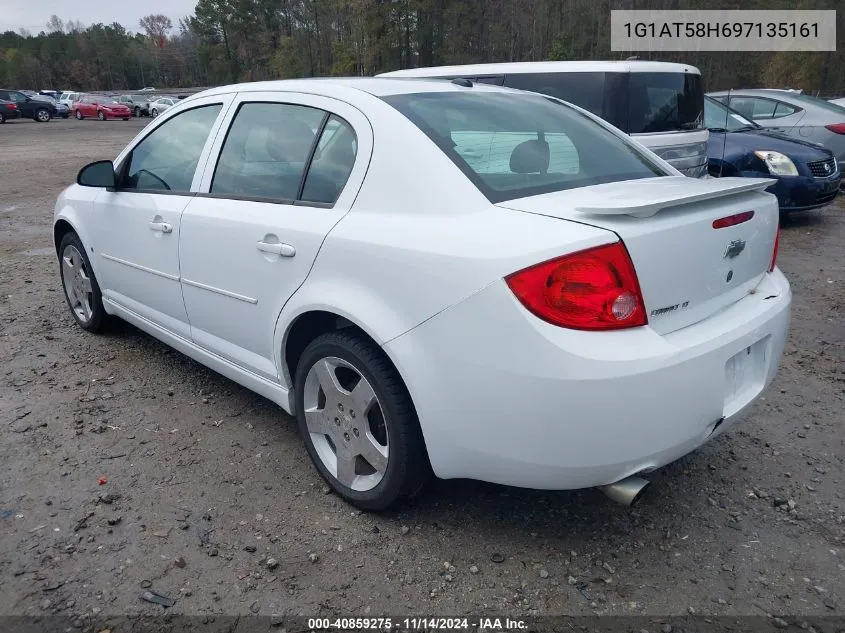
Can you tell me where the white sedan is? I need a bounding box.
[54,78,791,510]
[148,97,176,117]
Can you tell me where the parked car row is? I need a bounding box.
[381,62,843,213]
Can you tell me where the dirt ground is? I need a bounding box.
[1,117,843,624]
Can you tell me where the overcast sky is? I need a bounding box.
[1,0,199,33]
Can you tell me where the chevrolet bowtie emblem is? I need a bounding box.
[724,239,746,259]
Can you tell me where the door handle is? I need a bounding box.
[256,241,295,257]
[149,221,172,234]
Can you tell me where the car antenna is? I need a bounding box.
[719,88,731,178]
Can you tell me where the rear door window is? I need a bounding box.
[773,101,799,118]
[301,115,358,204]
[211,102,324,201]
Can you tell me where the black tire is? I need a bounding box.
[294,330,430,511]
[58,232,109,333]
[134,107,140,117]
[75,110,83,120]
[97,111,105,121]
[0,112,5,124]
[151,108,158,118]
[35,108,51,123]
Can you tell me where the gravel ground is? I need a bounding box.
[0,117,843,623]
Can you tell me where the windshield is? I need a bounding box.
[704,96,757,131]
[383,91,667,204]
[102,99,120,105]
[628,72,704,134]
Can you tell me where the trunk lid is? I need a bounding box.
[497,176,779,335]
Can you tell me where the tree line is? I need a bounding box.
[2,0,843,95]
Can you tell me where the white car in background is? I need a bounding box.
[58,91,82,108]
[830,97,845,108]
[53,78,790,510]
[149,97,176,117]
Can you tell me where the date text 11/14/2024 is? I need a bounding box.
[307,617,528,630]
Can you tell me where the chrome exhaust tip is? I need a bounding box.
[598,476,650,507]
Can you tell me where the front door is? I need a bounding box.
[89,97,230,339]
[179,93,369,380]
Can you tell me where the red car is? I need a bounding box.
[72,95,132,121]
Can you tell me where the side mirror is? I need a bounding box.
[77,160,116,188]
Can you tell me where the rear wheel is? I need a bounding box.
[75,110,83,120]
[0,112,5,124]
[35,108,51,123]
[294,330,430,510]
[97,111,105,121]
[58,232,108,333]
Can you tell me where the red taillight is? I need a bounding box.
[505,242,647,331]
[769,223,780,272]
[825,123,845,135]
[8,103,17,109]
[713,210,754,229]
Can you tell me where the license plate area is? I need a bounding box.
[723,337,769,417]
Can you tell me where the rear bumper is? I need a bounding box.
[386,269,791,490]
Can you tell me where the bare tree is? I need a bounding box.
[140,14,173,48]
[46,15,64,34]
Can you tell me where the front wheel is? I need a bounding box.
[35,108,51,122]
[151,108,158,118]
[58,232,109,333]
[75,110,83,120]
[294,330,430,511]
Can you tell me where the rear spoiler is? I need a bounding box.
[575,177,776,218]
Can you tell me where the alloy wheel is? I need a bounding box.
[61,244,94,324]
[302,357,389,492]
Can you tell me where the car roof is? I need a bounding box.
[708,89,813,100]
[377,60,700,77]
[187,77,536,104]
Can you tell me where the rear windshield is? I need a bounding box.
[383,91,667,203]
[628,72,704,134]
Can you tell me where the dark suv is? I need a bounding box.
[0,89,57,122]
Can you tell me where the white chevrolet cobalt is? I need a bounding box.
[54,78,791,510]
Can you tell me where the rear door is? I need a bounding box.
[179,92,371,380]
